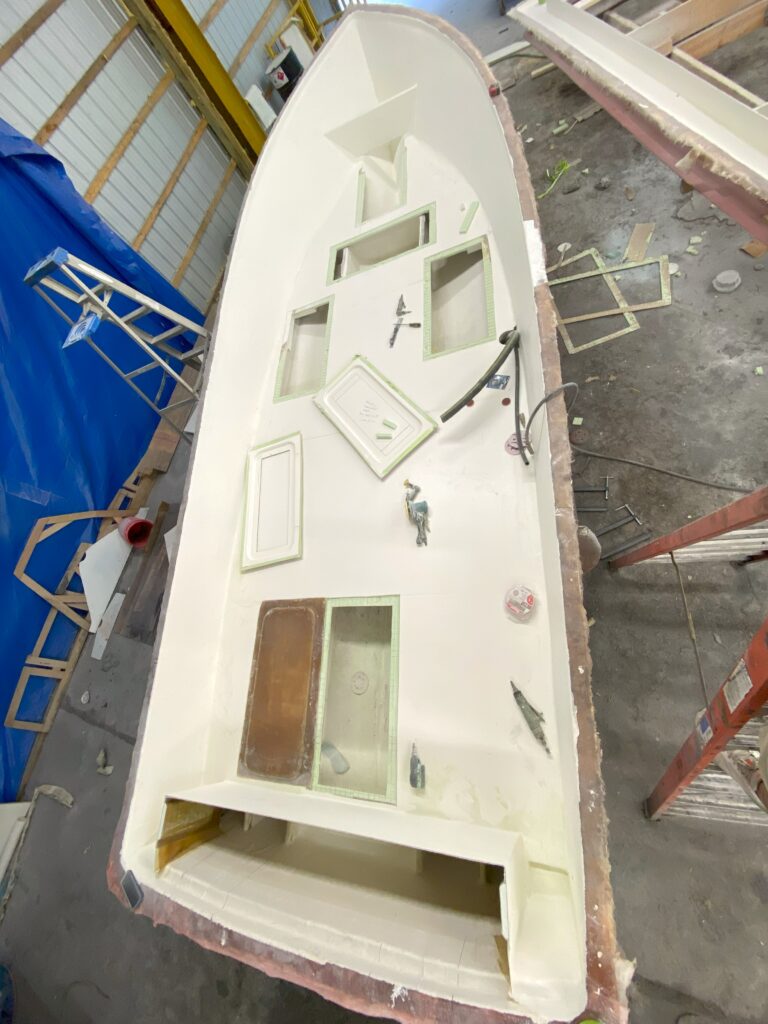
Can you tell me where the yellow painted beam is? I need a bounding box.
[123,0,265,168]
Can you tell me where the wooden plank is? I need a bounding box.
[678,1,768,58]
[115,503,178,645]
[741,238,768,257]
[35,18,137,146]
[623,222,655,261]
[134,119,207,248]
[172,159,236,286]
[630,0,758,52]
[84,70,174,202]
[229,0,283,76]
[670,47,765,105]
[0,0,64,70]
[199,0,231,31]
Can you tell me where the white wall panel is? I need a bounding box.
[0,0,124,146]
[0,0,48,40]
[94,82,200,244]
[185,0,211,21]
[139,128,231,286]
[49,31,166,192]
[181,171,247,307]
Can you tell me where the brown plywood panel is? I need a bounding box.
[240,599,325,783]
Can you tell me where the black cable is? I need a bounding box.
[440,328,520,424]
[513,339,529,466]
[523,382,579,454]
[572,445,752,494]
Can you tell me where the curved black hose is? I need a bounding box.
[523,382,579,454]
[440,329,520,424]
[513,339,529,466]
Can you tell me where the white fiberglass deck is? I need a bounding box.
[120,10,586,1022]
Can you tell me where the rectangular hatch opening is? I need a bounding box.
[424,237,495,357]
[275,300,333,400]
[330,205,434,281]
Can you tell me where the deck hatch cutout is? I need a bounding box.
[274,299,333,401]
[239,599,325,783]
[329,203,435,283]
[355,138,407,225]
[312,596,399,803]
[242,433,302,571]
[424,236,496,358]
[313,356,436,478]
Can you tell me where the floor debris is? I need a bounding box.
[595,176,611,191]
[511,682,550,755]
[91,592,125,661]
[538,158,572,199]
[96,749,114,776]
[712,270,742,293]
[741,239,768,259]
[676,192,728,222]
[409,744,426,789]
[624,186,636,201]
[623,222,655,263]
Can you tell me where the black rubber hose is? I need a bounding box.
[572,446,752,494]
[523,382,579,454]
[440,328,520,424]
[513,339,529,466]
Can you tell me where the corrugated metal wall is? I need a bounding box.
[0,0,302,312]
[0,0,335,311]
[189,0,294,95]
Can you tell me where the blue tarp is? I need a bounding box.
[0,119,203,800]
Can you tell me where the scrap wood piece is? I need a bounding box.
[92,593,126,661]
[742,238,768,258]
[547,247,640,353]
[115,502,178,645]
[550,253,672,324]
[623,221,656,262]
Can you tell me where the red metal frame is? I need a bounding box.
[610,486,768,568]
[645,614,768,819]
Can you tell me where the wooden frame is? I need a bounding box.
[14,510,134,629]
[573,0,768,112]
[6,543,90,733]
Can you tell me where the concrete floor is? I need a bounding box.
[2,5,767,1024]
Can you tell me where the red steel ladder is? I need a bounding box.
[610,487,768,824]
